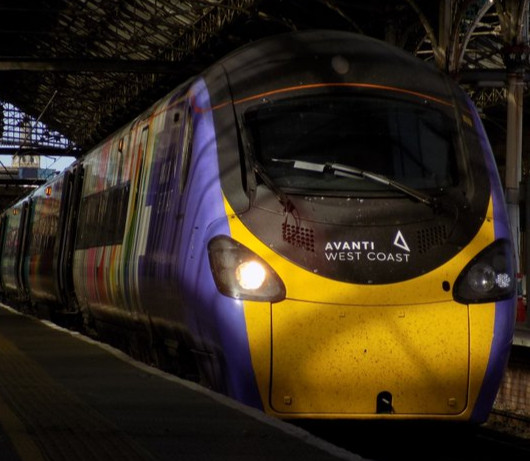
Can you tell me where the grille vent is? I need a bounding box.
[417,225,447,254]
[282,223,315,252]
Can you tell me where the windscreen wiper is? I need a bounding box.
[272,159,436,208]
[253,162,296,213]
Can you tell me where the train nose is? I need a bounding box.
[269,300,469,417]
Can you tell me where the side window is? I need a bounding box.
[28,207,57,255]
[75,182,130,249]
[115,133,129,185]
[179,109,193,193]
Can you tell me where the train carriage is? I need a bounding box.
[0,30,517,423]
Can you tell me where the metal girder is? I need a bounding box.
[0,58,186,73]
[0,178,45,186]
[0,0,528,150]
[466,87,508,107]
[51,0,261,148]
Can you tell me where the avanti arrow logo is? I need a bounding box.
[393,230,410,252]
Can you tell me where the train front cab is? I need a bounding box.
[221,200,515,422]
[205,33,517,422]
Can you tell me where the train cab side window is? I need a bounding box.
[179,109,193,193]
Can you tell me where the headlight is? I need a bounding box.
[236,261,267,290]
[467,263,496,293]
[453,239,515,304]
[208,235,286,302]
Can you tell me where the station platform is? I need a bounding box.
[0,304,362,461]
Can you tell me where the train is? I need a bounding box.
[0,30,517,423]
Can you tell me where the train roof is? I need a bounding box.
[209,30,455,102]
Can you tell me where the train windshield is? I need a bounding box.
[244,94,459,195]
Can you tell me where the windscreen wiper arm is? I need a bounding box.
[253,162,296,213]
[273,159,436,208]
[329,162,436,207]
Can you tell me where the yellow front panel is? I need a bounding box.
[270,300,469,416]
[230,197,498,419]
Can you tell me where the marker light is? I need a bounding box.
[453,239,515,304]
[208,235,286,302]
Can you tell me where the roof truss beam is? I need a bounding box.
[0,58,184,73]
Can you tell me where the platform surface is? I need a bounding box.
[0,305,363,461]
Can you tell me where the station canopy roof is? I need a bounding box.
[0,0,511,153]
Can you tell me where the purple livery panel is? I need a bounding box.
[72,78,261,406]
[135,78,261,405]
[468,99,516,421]
[174,78,262,406]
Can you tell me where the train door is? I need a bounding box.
[57,166,84,312]
[1,209,19,295]
[173,107,194,257]
[122,124,150,316]
[0,215,6,294]
[19,200,33,300]
[140,102,192,273]
[127,97,193,336]
[140,104,186,278]
[132,97,202,375]
[5,199,31,302]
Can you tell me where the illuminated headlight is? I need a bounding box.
[236,261,267,290]
[208,235,286,302]
[453,239,515,303]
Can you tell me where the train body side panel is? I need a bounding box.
[73,130,132,321]
[70,78,263,406]
[166,78,262,405]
